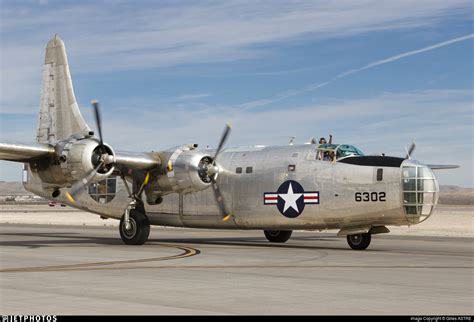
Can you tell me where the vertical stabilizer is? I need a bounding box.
[36,35,90,143]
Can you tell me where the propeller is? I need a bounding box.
[209,124,232,221]
[214,124,231,162]
[65,161,104,203]
[405,141,416,159]
[91,99,106,154]
[65,100,118,203]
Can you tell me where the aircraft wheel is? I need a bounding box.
[347,233,371,250]
[264,230,292,243]
[119,209,150,245]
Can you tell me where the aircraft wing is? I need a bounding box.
[0,142,160,170]
[114,150,160,171]
[427,164,460,170]
[0,142,55,162]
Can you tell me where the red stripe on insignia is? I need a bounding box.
[265,197,278,200]
[304,196,319,200]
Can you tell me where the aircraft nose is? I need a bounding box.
[401,161,439,224]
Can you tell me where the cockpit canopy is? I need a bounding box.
[316,144,364,161]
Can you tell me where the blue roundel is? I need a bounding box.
[263,180,320,218]
[276,180,306,218]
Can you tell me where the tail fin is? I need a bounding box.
[36,35,90,143]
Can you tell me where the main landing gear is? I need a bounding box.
[263,230,293,243]
[119,200,150,245]
[346,233,371,250]
[117,171,153,245]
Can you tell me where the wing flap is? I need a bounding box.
[0,142,55,162]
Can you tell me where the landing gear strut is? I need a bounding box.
[119,174,151,245]
[346,233,371,250]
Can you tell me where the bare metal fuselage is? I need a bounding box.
[24,144,427,231]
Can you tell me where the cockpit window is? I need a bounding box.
[315,144,364,161]
[336,144,364,159]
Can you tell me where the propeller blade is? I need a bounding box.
[211,179,231,221]
[213,123,231,163]
[91,99,106,154]
[66,161,104,203]
[405,141,416,159]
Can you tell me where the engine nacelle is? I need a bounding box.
[59,138,115,183]
[33,137,115,187]
[153,145,214,196]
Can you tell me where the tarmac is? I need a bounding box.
[0,218,473,315]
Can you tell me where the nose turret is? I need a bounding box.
[401,160,439,224]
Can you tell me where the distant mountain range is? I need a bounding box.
[0,181,472,205]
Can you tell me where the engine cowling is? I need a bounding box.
[34,137,115,187]
[59,138,115,183]
[153,145,215,196]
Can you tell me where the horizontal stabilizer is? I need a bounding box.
[427,164,460,170]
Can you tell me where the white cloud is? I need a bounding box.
[0,1,472,186]
[1,88,472,185]
[0,0,471,108]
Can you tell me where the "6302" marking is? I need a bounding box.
[355,192,386,202]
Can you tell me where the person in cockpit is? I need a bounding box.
[318,134,333,160]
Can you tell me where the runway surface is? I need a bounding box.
[0,224,472,315]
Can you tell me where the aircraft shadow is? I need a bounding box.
[0,231,356,251]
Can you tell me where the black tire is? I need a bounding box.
[264,230,292,243]
[347,233,371,250]
[119,209,150,245]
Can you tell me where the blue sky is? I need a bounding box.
[0,0,473,187]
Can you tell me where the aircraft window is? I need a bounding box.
[335,145,364,159]
[403,179,416,191]
[403,167,417,178]
[288,164,296,172]
[89,176,117,203]
[316,143,364,161]
[246,167,253,174]
[377,169,383,181]
[236,167,242,174]
[402,164,439,222]
[404,192,416,204]
[405,206,418,215]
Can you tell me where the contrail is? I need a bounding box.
[242,34,474,110]
[336,34,474,79]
